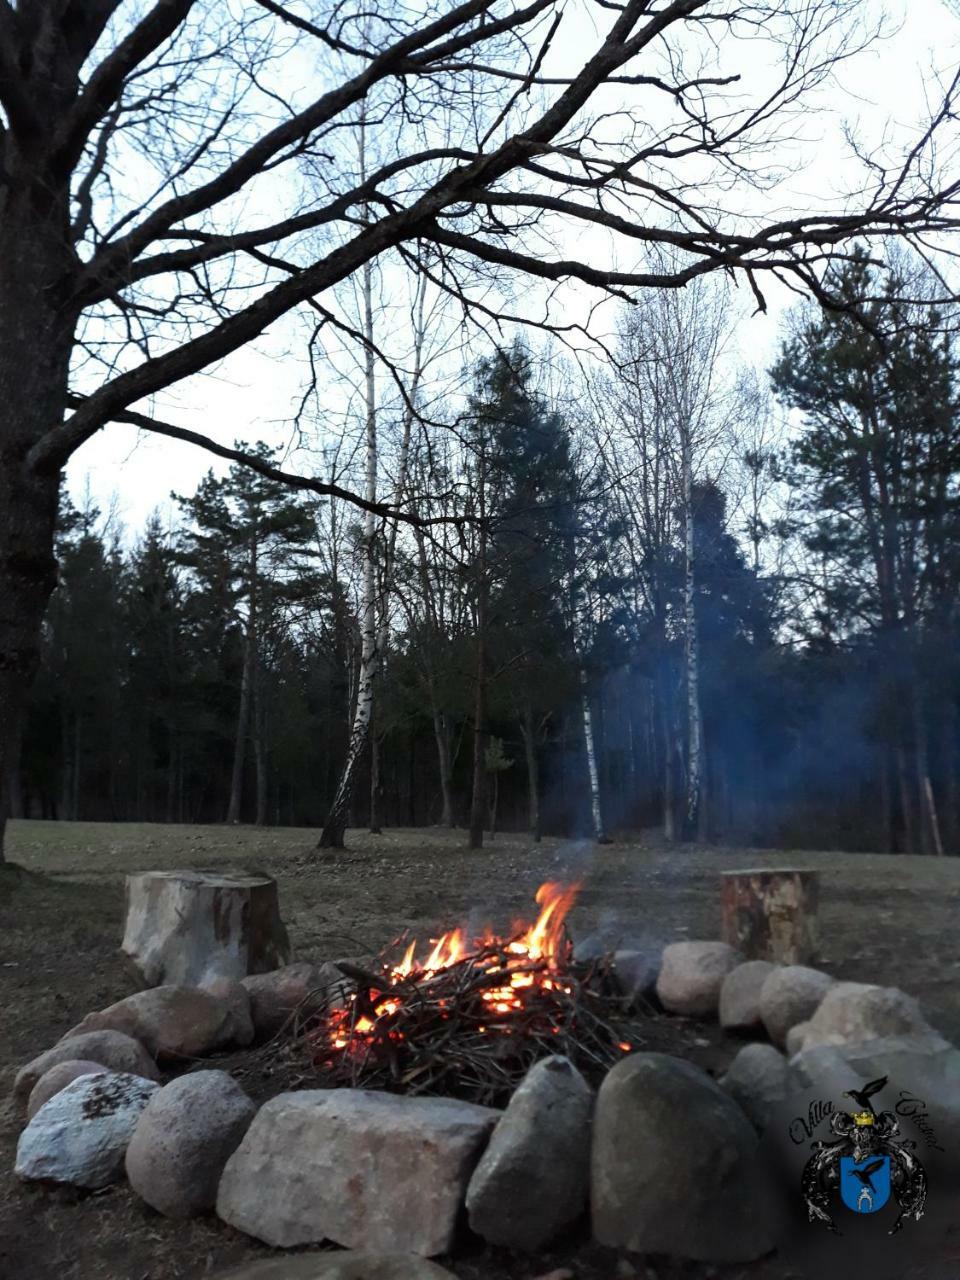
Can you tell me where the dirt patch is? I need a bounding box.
[2,822,959,1280]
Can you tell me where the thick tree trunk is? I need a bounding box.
[720,867,820,964]
[123,869,291,987]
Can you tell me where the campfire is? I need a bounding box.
[299,882,643,1107]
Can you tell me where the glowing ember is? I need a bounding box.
[315,882,580,1055]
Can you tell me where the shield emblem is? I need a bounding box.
[840,1155,891,1213]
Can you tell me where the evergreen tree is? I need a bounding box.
[771,248,960,852]
[174,445,320,825]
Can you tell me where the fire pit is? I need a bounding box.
[293,882,644,1106]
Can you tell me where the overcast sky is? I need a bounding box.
[66,0,959,542]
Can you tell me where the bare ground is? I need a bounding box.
[1,821,958,1280]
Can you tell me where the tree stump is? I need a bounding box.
[122,869,291,987]
[720,868,820,965]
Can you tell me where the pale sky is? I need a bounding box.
[66,0,959,541]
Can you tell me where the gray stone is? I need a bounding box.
[591,1052,780,1262]
[62,985,252,1059]
[788,1034,960,1164]
[758,965,834,1047]
[211,1255,457,1280]
[240,961,335,1039]
[612,950,660,1009]
[125,1070,257,1217]
[784,1020,811,1057]
[801,981,939,1050]
[719,1043,791,1132]
[655,941,743,1018]
[27,1060,108,1119]
[719,960,778,1033]
[14,1030,159,1106]
[217,1089,499,1255]
[15,1072,159,1188]
[466,1056,593,1251]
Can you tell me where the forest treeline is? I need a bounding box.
[11,253,960,855]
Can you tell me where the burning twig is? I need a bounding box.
[285,883,646,1107]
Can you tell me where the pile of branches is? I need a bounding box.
[294,941,647,1108]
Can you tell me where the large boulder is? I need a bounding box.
[240,961,338,1039]
[788,1034,960,1172]
[212,1255,457,1280]
[800,981,940,1050]
[125,1070,257,1217]
[719,1043,791,1133]
[122,869,290,987]
[655,941,743,1017]
[199,977,255,1045]
[758,965,834,1047]
[591,1052,780,1262]
[62,985,252,1059]
[14,1030,159,1107]
[719,960,778,1033]
[15,1072,159,1188]
[27,1060,108,1119]
[784,1020,811,1057]
[466,1056,593,1251]
[217,1089,499,1255]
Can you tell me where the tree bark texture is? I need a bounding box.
[579,665,607,843]
[0,195,72,858]
[122,869,291,987]
[720,867,820,964]
[319,243,379,850]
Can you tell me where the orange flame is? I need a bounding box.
[319,882,582,1058]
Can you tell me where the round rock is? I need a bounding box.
[240,961,335,1039]
[719,960,778,1033]
[719,1043,791,1133]
[758,965,834,1047]
[15,1071,159,1188]
[14,1030,159,1107]
[466,1055,593,1251]
[655,941,743,1017]
[27,1060,108,1119]
[591,1052,780,1262]
[126,1069,257,1217]
[801,981,939,1050]
[62,985,252,1059]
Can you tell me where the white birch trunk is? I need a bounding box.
[579,661,606,843]
[318,141,378,846]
